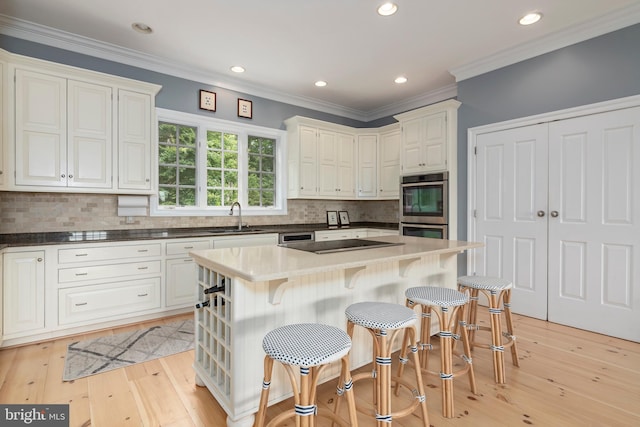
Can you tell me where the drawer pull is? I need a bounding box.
[75,302,88,306]
[137,293,148,297]
[138,249,149,253]
[138,266,149,270]
[75,272,88,276]
[184,246,194,249]
[75,253,88,257]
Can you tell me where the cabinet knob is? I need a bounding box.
[537,210,545,217]
[37,258,43,262]
[146,178,150,182]
[61,174,66,178]
[69,174,73,179]
[550,210,559,218]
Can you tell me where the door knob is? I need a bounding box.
[537,210,545,217]
[550,210,559,217]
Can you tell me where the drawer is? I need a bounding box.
[58,243,161,264]
[166,240,211,256]
[58,260,161,284]
[58,277,161,325]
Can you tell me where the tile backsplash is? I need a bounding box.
[0,192,399,234]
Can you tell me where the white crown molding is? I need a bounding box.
[450,3,640,82]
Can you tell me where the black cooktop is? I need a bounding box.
[279,239,403,254]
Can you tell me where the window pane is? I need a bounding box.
[207,189,222,206]
[179,147,196,166]
[248,189,260,206]
[262,139,274,156]
[207,130,222,149]
[207,169,221,187]
[224,152,238,169]
[179,126,197,146]
[159,187,176,205]
[248,172,260,188]
[262,156,274,172]
[262,173,274,188]
[262,191,275,207]
[159,123,177,144]
[179,167,196,186]
[248,154,260,172]
[178,188,196,206]
[159,166,177,185]
[223,133,238,151]
[158,145,177,164]
[248,138,260,154]
[223,190,238,205]
[207,150,221,168]
[224,171,238,188]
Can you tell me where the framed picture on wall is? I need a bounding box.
[338,211,350,227]
[199,90,216,112]
[237,98,253,118]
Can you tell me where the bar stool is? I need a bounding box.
[339,301,429,426]
[255,323,358,427]
[397,286,477,418]
[457,275,520,384]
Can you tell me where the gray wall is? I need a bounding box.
[456,23,640,272]
[0,35,369,130]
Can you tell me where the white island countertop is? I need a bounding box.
[190,235,482,282]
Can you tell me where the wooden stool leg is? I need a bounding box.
[488,290,506,384]
[457,304,477,395]
[502,289,520,367]
[438,307,455,418]
[376,330,391,426]
[340,355,359,427]
[395,322,412,397]
[407,325,430,427]
[256,355,274,427]
[420,305,433,371]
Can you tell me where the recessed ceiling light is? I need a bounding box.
[519,12,542,26]
[230,66,245,73]
[394,76,408,84]
[377,2,398,16]
[315,80,328,87]
[131,22,153,34]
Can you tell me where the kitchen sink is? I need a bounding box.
[207,227,265,234]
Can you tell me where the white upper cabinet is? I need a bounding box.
[285,116,399,200]
[285,117,356,199]
[395,99,460,175]
[378,128,401,198]
[118,90,152,191]
[0,55,6,188]
[357,134,377,198]
[4,48,161,194]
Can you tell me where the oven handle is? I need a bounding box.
[401,181,445,188]
[401,223,447,230]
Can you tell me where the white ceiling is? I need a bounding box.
[1,0,639,121]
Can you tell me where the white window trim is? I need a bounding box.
[151,108,288,217]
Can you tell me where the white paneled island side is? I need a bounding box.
[189,235,482,427]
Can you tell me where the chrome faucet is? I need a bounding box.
[229,201,242,230]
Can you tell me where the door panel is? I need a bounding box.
[475,124,548,319]
[547,107,640,341]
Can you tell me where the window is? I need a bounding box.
[152,109,287,216]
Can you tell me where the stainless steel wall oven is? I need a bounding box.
[400,172,448,239]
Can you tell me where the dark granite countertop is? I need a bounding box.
[0,222,398,249]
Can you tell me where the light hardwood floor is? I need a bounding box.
[0,310,638,427]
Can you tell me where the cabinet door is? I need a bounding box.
[67,80,113,188]
[317,129,338,196]
[298,125,318,196]
[379,130,401,198]
[400,117,423,174]
[118,90,152,190]
[357,135,377,198]
[3,251,45,335]
[336,132,355,197]
[15,70,67,187]
[166,257,198,307]
[423,112,447,171]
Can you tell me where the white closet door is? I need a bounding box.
[548,106,640,341]
[475,124,548,319]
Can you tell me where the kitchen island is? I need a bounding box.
[189,235,482,427]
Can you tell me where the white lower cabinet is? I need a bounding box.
[315,228,396,241]
[165,239,211,307]
[3,251,45,336]
[59,277,160,325]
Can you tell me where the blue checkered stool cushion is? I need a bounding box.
[458,275,512,291]
[406,286,469,308]
[345,301,417,330]
[262,323,352,366]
